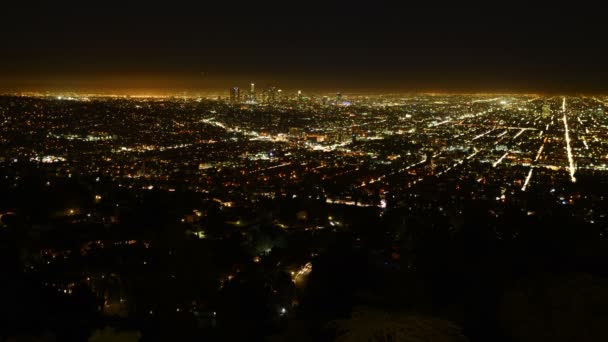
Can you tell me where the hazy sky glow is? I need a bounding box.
[2,3,607,94]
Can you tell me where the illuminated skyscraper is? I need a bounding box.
[250,83,256,102]
[230,87,240,103]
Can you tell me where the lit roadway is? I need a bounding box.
[562,97,577,183]
[493,151,509,167]
[521,168,534,191]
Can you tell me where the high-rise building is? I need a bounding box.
[297,90,302,101]
[230,87,241,103]
[244,82,258,104]
[250,83,256,102]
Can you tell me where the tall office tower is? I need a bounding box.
[230,87,240,103]
[250,83,256,102]
[336,92,343,103]
[297,90,302,101]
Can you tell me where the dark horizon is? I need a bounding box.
[2,3,608,94]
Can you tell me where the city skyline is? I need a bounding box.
[2,3,608,341]
[1,81,603,98]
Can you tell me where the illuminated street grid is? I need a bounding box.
[1,93,607,217]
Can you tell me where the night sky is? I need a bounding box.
[1,3,607,94]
